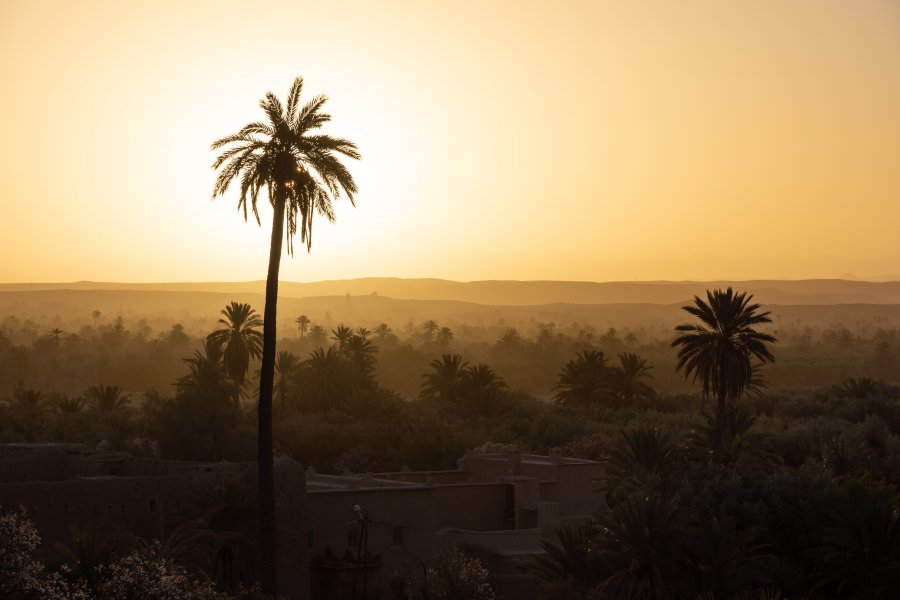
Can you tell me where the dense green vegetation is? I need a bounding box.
[2,293,900,598]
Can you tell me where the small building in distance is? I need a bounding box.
[0,443,604,599]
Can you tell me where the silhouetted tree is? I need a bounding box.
[308,324,327,348]
[461,363,507,415]
[554,350,612,407]
[211,75,359,594]
[295,315,310,339]
[344,334,378,382]
[85,384,129,413]
[274,350,300,408]
[423,320,439,347]
[421,354,469,405]
[301,347,352,411]
[495,328,523,355]
[206,302,263,395]
[672,288,776,457]
[330,325,353,352]
[610,352,657,407]
[436,326,454,349]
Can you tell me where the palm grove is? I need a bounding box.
[1,78,899,598]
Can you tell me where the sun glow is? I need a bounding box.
[2,0,899,283]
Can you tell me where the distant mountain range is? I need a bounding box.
[2,277,900,306]
[3,278,900,333]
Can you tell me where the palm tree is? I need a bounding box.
[611,352,657,407]
[422,319,439,347]
[602,427,676,499]
[301,347,352,412]
[495,328,522,355]
[308,324,327,348]
[85,384,130,412]
[56,394,86,415]
[178,339,231,394]
[206,302,264,394]
[374,323,393,340]
[554,350,613,407]
[461,364,507,415]
[344,334,378,380]
[330,324,354,351]
[295,315,311,339]
[672,288,776,456]
[421,354,469,404]
[592,495,685,599]
[211,76,359,594]
[436,326,454,349]
[274,350,300,408]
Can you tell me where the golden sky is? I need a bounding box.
[2,0,899,283]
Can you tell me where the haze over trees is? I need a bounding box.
[2,285,900,597]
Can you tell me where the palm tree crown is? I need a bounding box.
[554,350,612,407]
[421,354,469,404]
[211,77,359,252]
[206,302,264,391]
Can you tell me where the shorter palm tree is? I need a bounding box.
[207,302,264,393]
[461,364,507,415]
[554,350,613,407]
[85,385,129,412]
[421,354,469,404]
[274,351,301,408]
[602,427,676,498]
[374,323,393,340]
[330,324,353,352]
[436,326,454,348]
[301,347,352,412]
[295,315,311,339]
[422,319,439,347]
[610,353,657,407]
[672,288,776,455]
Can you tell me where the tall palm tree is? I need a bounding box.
[211,76,359,594]
[295,315,310,339]
[207,302,264,393]
[672,288,776,456]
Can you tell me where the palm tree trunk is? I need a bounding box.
[715,362,728,460]
[258,192,284,596]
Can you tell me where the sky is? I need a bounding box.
[1,0,899,283]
